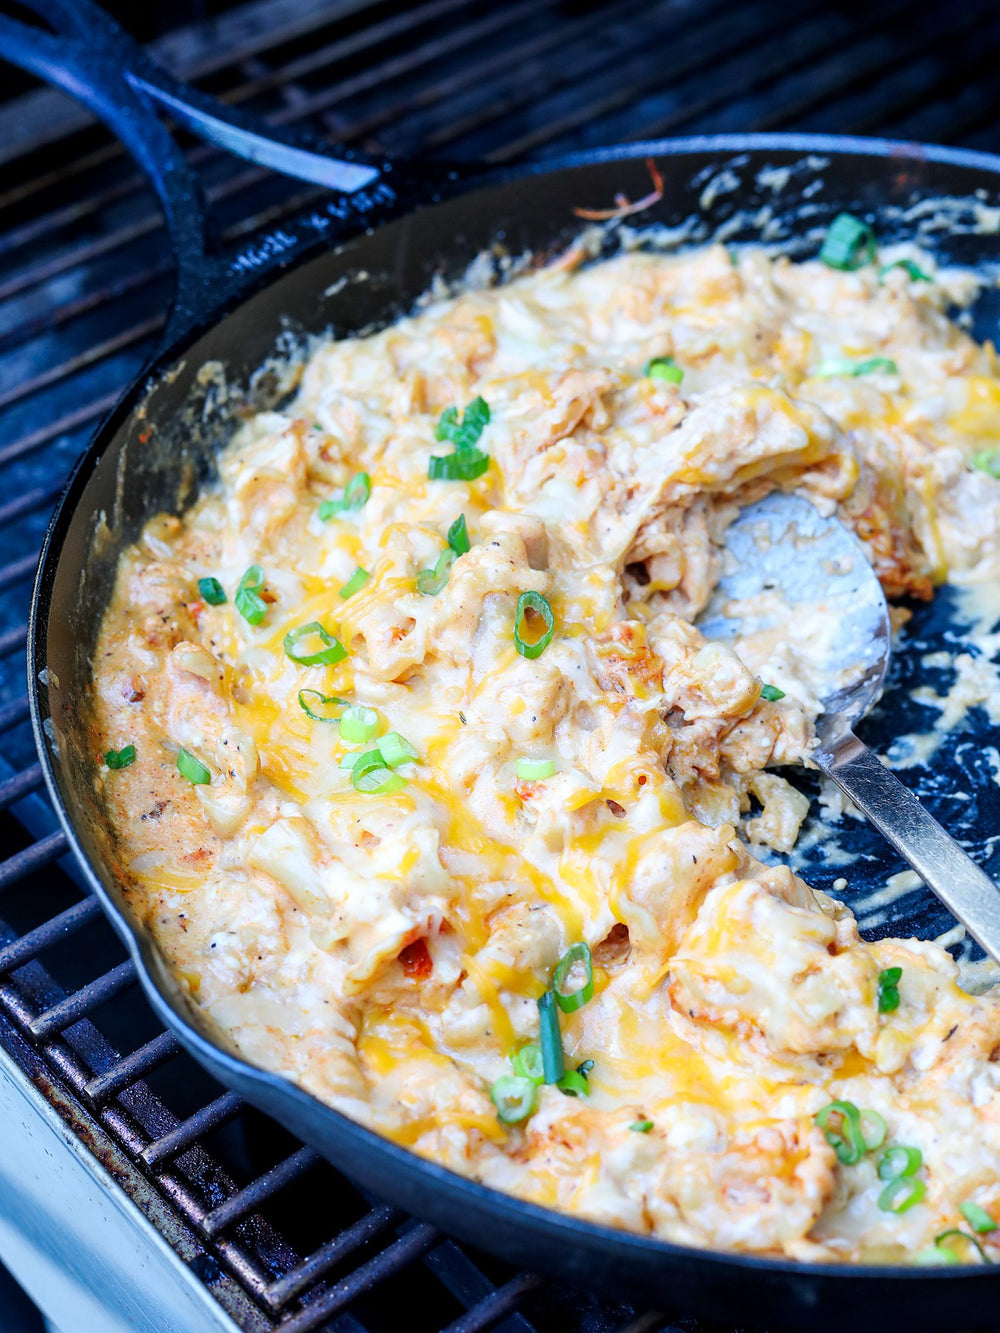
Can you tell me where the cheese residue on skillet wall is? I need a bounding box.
[91,241,1000,1264]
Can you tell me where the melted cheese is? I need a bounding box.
[91,243,1000,1265]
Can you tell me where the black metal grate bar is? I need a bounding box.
[0,830,68,889]
[84,1030,181,1105]
[27,958,136,1038]
[440,1274,546,1333]
[202,1146,320,1238]
[0,897,101,975]
[274,1223,440,1333]
[264,1204,401,1307]
[141,1090,245,1167]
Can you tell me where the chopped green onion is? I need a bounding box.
[105,745,135,770]
[859,1109,887,1152]
[378,731,417,768]
[198,577,226,605]
[428,449,490,482]
[177,748,210,785]
[319,471,371,520]
[960,1201,998,1234]
[235,565,268,625]
[880,259,931,282]
[759,683,785,702]
[819,212,876,271]
[417,547,457,595]
[339,752,363,770]
[934,1228,991,1263]
[878,966,902,1014]
[447,514,470,555]
[339,705,379,744]
[630,1120,654,1133]
[283,622,347,667]
[854,357,898,376]
[298,690,348,723]
[971,449,1000,479]
[814,356,898,378]
[511,1044,545,1085]
[557,1069,590,1097]
[516,757,556,781]
[552,942,594,1014]
[537,989,564,1084]
[815,1100,867,1165]
[878,1145,922,1181]
[351,749,406,794]
[338,567,369,599]
[435,397,490,450]
[645,356,683,385]
[490,1073,536,1125]
[915,1244,959,1267]
[878,1175,926,1213]
[514,591,554,660]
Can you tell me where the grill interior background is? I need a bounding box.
[0,0,998,1330]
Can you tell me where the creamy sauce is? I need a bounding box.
[90,243,1000,1264]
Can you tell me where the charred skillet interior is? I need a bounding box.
[8,2,1000,1326]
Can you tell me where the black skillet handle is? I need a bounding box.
[0,0,458,346]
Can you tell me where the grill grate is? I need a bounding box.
[0,1,997,1330]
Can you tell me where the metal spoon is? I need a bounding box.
[697,491,1000,962]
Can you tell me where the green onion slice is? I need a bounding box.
[878,1175,926,1214]
[198,577,226,605]
[880,259,931,282]
[859,1109,887,1152]
[971,449,1000,479]
[645,356,683,384]
[105,745,136,770]
[514,591,554,660]
[435,397,490,450]
[177,748,210,785]
[960,1201,998,1234]
[339,705,379,744]
[630,1120,654,1133]
[417,547,457,595]
[490,1073,536,1125]
[934,1228,991,1263]
[877,1144,922,1181]
[339,752,363,770]
[447,514,470,555]
[815,356,898,378]
[819,213,876,271]
[915,1244,959,1267]
[516,757,556,781]
[878,966,902,1014]
[552,942,595,1014]
[428,449,490,482]
[283,622,347,667]
[759,683,785,702]
[815,1100,867,1165]
[319,471,371,520]
[235,565,268,625]
[537,989,564,1084]
[557,1069,590,1097]
[338,567,369,599]
[511,1043,545,1085]
[378,731,418,768]
[298,690,348,723]
[350,749,406,794]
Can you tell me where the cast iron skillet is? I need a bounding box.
[5,1,1000,1327]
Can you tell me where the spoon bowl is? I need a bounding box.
[698,491,1000,962]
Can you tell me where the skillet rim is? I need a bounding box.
[26,131,1000,1306]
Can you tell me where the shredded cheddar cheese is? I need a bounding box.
[91,242,1000,1264]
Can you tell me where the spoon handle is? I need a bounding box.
[815,728,1000,962]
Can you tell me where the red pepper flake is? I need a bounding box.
[573,158,664,222]
[138,429,151,444]
[398,939,432,979]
